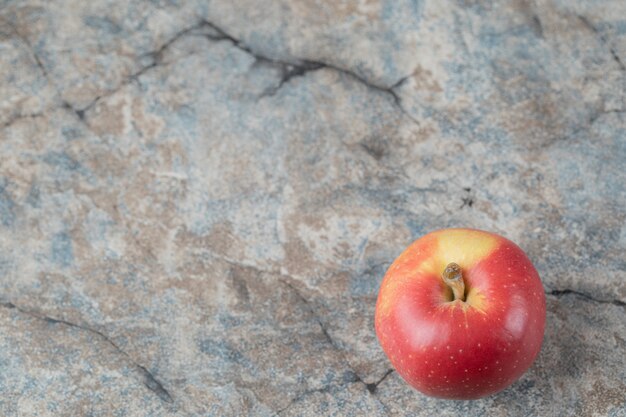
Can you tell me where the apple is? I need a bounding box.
[374,228,546,399]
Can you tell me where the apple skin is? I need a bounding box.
[374,228,546,399]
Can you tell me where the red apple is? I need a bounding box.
[374,228,546,399]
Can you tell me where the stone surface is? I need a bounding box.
[0,1,625,416]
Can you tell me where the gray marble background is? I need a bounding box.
[0,1,625,416]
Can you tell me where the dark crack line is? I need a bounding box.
[304,57,420,126]
[536,108,625,150]
[201,19,328,99]
[21,14,420,129]
[1,112,44,129]
[182,259,362,415]
[201,18,419,126]
[62,101,87,122]
[78,20,214,116]
[3,16,210,124]
[545,289,625,307]
[578,15,625,72]
[0,17,50,81]
[278,277,391,412]
[58,21,216,136]
[588,108,626,125]
[0,17,64,121]
[201,19,256,56]
[274,372,393,416]
[11,13,422,136]
[364,369,394,394]
[304,57,420,125]
[1,16,97,136]
[259,62,325,98]
[531,14,545,39]
[0,301,174,403]
[278,279,340,351]
[3,16,116,133]
[389,73,411,91]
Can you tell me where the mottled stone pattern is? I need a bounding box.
[0,0,624,416]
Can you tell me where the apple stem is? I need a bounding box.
[442,262,466,302]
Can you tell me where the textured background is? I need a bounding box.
[0,1,625,416]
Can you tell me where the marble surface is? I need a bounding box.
[0,1,625,416]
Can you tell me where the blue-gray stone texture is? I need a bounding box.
[0,1,624,416]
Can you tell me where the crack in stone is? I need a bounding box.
[78,21,210,115]
[273,369,393,416]
[62,101,87,122]
[259,61,326,98]
[546,289,625,307]
[25,15,419,128]
[535,108,625,150]
[183,253,376,414]
[200,18,419,126]
[200,19,330,99]
[578,15,626,72]
[303,58,421,126]
[531,14,545,39]
[0,17,50,81]
[0,301,174,404]
[278,278,391,407]
[199,252,393,413]
[364,369,394,394]
[1,17,113,137]
[588,108,626,125]
[0,17,64,125]
[1,112,44,129]
[278,279,341,351]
